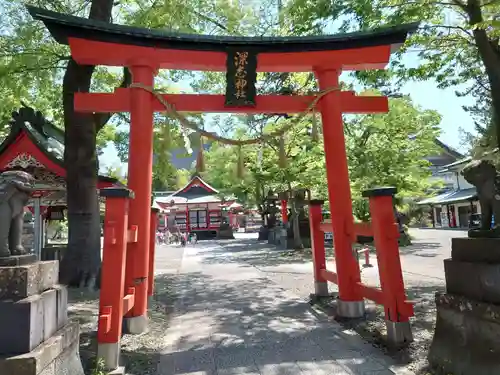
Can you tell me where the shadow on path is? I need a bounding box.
[399,242,442,257]
[205,237,447,374]
[199,238,336,267]
[156,243,401,375]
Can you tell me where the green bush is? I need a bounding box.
[91,358,107,375]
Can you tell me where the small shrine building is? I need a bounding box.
[0,107,122,257]
[153,175,240,236]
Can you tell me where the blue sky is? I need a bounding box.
[396,48,475,153]
[401,79,473,148]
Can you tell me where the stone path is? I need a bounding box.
[156,238,408,375]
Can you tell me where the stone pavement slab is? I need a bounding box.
[157,239,408,375]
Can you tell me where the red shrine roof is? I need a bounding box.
[174,175,219,197]
[155,176,232,208]
[27,6,418,72]
[0,106,121,194]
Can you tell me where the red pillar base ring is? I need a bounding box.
[123,314,148,335]
[337,299,365,318]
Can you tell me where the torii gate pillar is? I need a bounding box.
[123,63,157,333]
[316,68,364,317]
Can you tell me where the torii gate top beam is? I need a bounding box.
[27,6,418,72]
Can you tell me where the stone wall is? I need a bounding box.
[0,256,84,375]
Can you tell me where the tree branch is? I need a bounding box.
[1,64,67,76]
[115,112,131,124]
[421,24,473,38]
[377,1,460,9]
[94,67,132,131]
[482,0,500,6]
[190,9,232,34]
[451,0,468,11]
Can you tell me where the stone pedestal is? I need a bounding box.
[0,258,83,375]
[277,227,288,250]
[275,227,295,250]
[429,237,500,375]
[276,228,283,246]
[267,227,276,244]
[257,226,269,241]
[0,254,37,267]
[217,224,235,240]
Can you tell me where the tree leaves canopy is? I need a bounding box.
[0,0,477,219]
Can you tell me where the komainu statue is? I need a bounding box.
[0,170,35,257]
[461,159,500,238]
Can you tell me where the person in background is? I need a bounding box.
[166,213,182,243]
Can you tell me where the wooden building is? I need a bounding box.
[154,176,237,236]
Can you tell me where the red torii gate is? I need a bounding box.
[29,6,418,371]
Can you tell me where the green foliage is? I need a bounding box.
[0,0,70,130]
[202,142,258,204]
[285,0,500,151]
[347,95,442,204]
[1,0,255,167]
[91,357,107,375]
[404,201,433,227]
[47,219,68,241]
[103,165,127,184]
[347,96,441,218]
[203,94,441,218]
[176,169,191,189]
[1,0,483,227]
[352,198,370,222]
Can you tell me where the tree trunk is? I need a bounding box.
[287,183,303,249]
[467,0,500,148]
[291,201,303,249]
[59,59,101,288]
[58,0,114,288]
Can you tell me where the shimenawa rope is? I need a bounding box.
[128,83,339,146]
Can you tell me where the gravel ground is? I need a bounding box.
[67,235,446,375]
[68,244,185,375]
[221,237,446,375]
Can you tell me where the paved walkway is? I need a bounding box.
[156,239,409,375]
